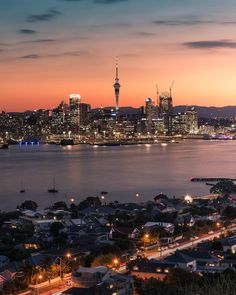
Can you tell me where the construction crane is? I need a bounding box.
[169,80,174,97]
[156,83,159,106]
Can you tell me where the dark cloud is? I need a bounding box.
[183,39,236,49]
[94,0,128,4]
[153,19,236,26]
[21,54,40,59]
[23,39,57,44]
[19,29,38,34]
[136,31,156,36]
[27,9,61,23]
[63,0,128,2]
[19,50,88,59]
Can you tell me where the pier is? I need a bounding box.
[191,177,236,182]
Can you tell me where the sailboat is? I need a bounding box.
[48,177,59,193]
[19,181,25,193]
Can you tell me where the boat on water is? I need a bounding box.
[91,141,121,147]
[0,143,9,149]
[48,177,59,193]
[19,181,25,193]
[60,139,74,146]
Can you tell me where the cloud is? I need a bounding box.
[19,50,88,59]
[27,8,62,23]
[22,39,57,44]
[63,0,128,2]
[153,19,236,26]
[94,0,128,3]
[20,54,40,59]
[183,39,236,49]
[19,29,38,35]
[136,31,156,36]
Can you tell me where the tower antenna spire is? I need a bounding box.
[113,57,121,112]
[116,57,119,79]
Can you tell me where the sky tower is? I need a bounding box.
[113,59,121,112]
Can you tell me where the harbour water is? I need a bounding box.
[0,140,236,211]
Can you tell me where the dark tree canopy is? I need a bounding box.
[210,181,236,195]
[20,200,38,211]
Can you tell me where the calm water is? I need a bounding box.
[0,140,235,211]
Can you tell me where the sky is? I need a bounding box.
[1,0,236,111]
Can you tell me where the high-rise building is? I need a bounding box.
[113,60,121,112]
[145,98,156,130]
[79,103,91,126]
[69,94,81,127]
[185,108,198,134]
[159,91,173,135]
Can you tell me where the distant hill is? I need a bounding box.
[174,105,236,118]
[93,105,236,118]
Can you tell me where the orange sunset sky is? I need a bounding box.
[1,0,236,111]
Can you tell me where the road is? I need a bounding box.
[119,223,236,272]
[147,223,236,260]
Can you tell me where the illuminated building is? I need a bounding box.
[145,98,157,131]
[159,91,173,135]
[69,94,81,128]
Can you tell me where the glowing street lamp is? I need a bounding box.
[66,253,72,259]
[144,233,149,249]
[184,194,193,204]
[113,258,119,269]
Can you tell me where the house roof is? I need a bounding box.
[62,287,95,295]
[81,206,115,215]
[132,259,174,273]
[113,226,138,235]
[164,251,195,264]
[221,236,236,247]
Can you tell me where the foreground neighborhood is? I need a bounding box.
[1,181,236,294]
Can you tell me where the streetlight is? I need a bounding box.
[66,252,72,259]
[70,197,75,203]
[184,194,193,204]
[68,131,71,139]
[144,234,149,249]
[113,258,119,269]
[35,274,42,295]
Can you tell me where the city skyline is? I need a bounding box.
[2,0,236,111]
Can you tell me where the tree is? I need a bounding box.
[50,222,64,237]
[91,253,118,268]
[210,240,223,251]
[210,181,236,195]
[51,201,68,211]
[78,197,101,210]
[20,200,38,211]
[222,206,236,219]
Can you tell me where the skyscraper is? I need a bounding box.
[113,60,121,112]
[159,91,173,135]
[145,98,156,131]
[69,94,81,127]
[79,103,91,126]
